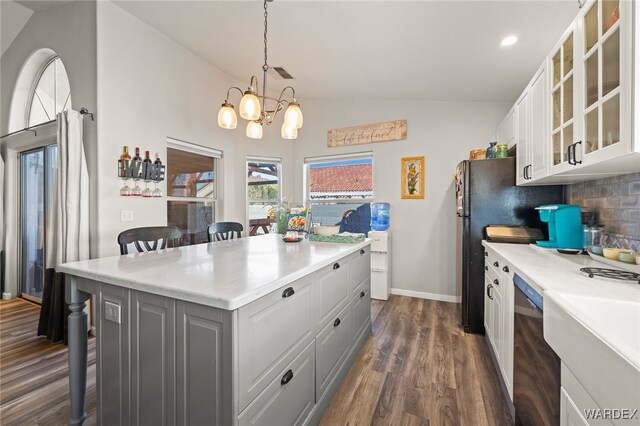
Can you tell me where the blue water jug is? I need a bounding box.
[370,203,390,231]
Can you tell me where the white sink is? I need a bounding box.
[544,291,640,418]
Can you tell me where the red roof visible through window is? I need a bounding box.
[310,164,372,193]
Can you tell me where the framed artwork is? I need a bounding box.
[401,156,425,199]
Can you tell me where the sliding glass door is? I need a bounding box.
[20,145,56,302]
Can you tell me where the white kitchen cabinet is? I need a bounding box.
[497,107,515,148]
[484,245,515,402]
[560,362,612,426]
[561,388,590,426]
[504,0,639,186]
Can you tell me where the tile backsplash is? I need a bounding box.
[566,172,640,249]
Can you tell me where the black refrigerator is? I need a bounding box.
[455,157,564,334]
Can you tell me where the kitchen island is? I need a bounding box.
[60,234,372,425]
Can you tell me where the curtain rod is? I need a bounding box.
[0,107,94,140]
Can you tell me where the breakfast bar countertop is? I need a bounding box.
[59,233,370,311]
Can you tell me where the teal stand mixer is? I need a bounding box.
[535,204,584,249]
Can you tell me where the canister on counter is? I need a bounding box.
[474,149,486,160]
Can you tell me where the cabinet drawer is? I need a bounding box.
[238,342,315,426]
[371,252,388,272]
[351,279,371,342]
[370,232,389,252]
[486,250,503,275]
[316,303,351,400]
[317,258,350,328]
[485,267,502,297]
[351,246,371,290]
[237,275,315,411]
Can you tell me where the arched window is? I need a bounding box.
[27,57,72,127]
[8,49,72,132]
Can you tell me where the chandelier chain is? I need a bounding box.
[263,0,269,70]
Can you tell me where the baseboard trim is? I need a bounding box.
[390,288,461,303]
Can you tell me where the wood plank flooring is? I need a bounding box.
[0,295,511,425]
[320,295,513,426]
[0,298,96,425]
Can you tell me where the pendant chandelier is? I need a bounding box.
[217,0,303,140]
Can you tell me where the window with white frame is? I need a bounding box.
[166,138,220,245]
[27,57,72,127]
[305,153,373,232]
[247,156,281,235]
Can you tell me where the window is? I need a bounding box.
[166,139,220,245]
[247,157,281,235]
[305,153,373,232]
[28,57,72,127]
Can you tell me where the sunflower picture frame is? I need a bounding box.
[401,156,425,199]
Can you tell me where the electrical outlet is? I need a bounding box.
[120,210,134,222]
[104,301,121,324]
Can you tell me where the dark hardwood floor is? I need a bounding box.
[320,296,513,426]
[0,298,96,425]
[0,296,511,425]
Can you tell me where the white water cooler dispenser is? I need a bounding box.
[369,230,390,300]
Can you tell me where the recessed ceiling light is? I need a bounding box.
[501,35,518,47]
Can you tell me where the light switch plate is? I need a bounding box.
[120,210,134,222]
[104,301,121,324]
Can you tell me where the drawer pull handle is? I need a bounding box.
[493,279,499,286]
[282,287,295,298]
[502,266,509,273]
[360,291,365,298]
[360,249,365,254]
[281,369,294,385]
[333,263,340,270]
[484,266,488,271]
[493,261,499,267]
[485,252,488,257]
[334,318,341,327]
[487,284,494,300]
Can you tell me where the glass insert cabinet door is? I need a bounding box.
[580,0,631,161]
[550,25,576,170]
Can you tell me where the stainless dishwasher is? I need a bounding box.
[513,274,561,426]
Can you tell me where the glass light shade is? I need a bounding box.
[246,121,263,139]
[281,122,298,139]
[239,91,261,121]
[217,103,237,129]
[284,102,303,128]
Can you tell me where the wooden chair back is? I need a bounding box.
[117,226,183,255]
[207,222,243,242]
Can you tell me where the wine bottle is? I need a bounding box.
[120,146,131,160]
[154,153,162,166]
[133,147,142,162]
[143,150,152,164]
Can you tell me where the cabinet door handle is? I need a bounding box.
[573,141,582,165]
[333,263,340,270]
[523,166,528,180]
[334,318,341,327]
[360,249,365,254]
[528,165,532,180]
[493,261,499,267]
[282,287,295,298]
[484,266,489,271]
[487,284,494,300]
[493,278,499,286]
[360,291,366,298]
[485,251,488,257]
[502,265,509,273]
[281,369,294,385]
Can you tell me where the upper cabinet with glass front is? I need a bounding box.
[574,0,633,168]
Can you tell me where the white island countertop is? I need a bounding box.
[59,234,370,310]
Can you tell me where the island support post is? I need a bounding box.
[66,276,91,426]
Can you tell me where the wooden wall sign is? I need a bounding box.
[327,119,407,148]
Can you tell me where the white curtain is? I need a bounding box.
[39,110,90,342]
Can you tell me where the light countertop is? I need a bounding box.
[60,234,370,310]
[482,241,640,373]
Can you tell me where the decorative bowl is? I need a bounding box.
[603,247,632,260]
[590,245,603,255]
[314,225,340,236]
[618,251,637,264]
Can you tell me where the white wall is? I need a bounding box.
[96,1,294,257]
[292,99,510,300]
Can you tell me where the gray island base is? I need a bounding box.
[61,234,372,425]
